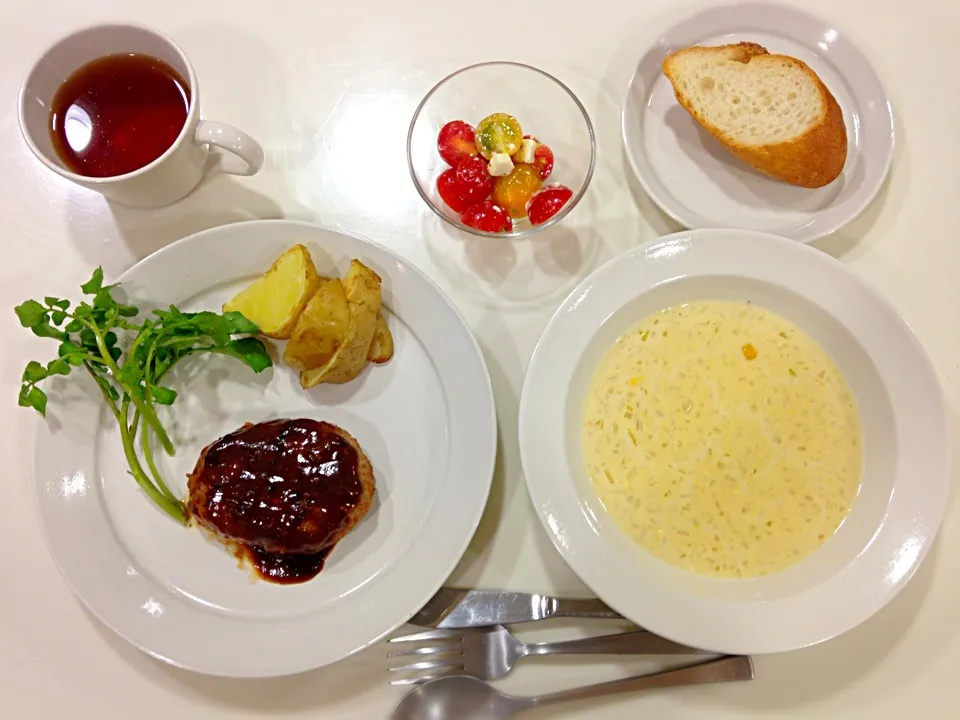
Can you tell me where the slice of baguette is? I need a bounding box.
[662,43,847,188]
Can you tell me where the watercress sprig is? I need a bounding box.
[15,267,272,523]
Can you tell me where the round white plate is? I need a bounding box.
[622,4,895,242]
[33,220,496,677]
[518,228,949,655]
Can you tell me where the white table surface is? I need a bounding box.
[2,0,958,717]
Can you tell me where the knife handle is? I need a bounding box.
[549,596,624,620]
[521,629,706,657]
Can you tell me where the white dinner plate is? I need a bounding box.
[622,3,895,242]
[518,228,949,654]
[32,220,496,677]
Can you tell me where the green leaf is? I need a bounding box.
[15,300,47,328]
[118,304,139,317]
[22,361,47,383]
[91,372,120,403]
[80,267,104,295]
[93,288,117,311]
[64,318,84,333]
[108,346,122,362]
[192,312,232,346]
[222,311,259,335]
[74,304,93,320]
[18,385,47,415]
[151,386,178,405]
[51,310,67,325]
[78,327,98,351]
[32,321,69,341]
[43,297,70,310]
[58,340,81,356]
[46,358,72,376]
[118,363,141,387]
[217,338,273,373]
[105,331,118,348]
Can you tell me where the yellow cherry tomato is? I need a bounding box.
[475,113,523,160]
[493,164,543,218]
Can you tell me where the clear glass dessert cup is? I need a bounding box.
[407,61,596,239]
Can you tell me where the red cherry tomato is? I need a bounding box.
[533,143,554,180]
[455,155,494,203]
[461,200,513,233]
[527,184,574,225]
[438,120,478,167]
[437,168,472,212]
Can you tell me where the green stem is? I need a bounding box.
[87,320,176,456]
[138,342,179,506]
[139,417,181,505]
[118,402,186,524]
[91,372,186,524]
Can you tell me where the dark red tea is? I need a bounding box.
[50,53,190,178]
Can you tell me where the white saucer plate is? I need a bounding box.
[518,228,949,654]
[622,3,895,242]
[33,220,496,677]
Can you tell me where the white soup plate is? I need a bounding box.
[32,220,497,677]
[622,3,895,242]
[518,228,949,654]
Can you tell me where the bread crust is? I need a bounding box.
[663,43,847,188]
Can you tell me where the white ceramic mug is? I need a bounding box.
[18,24,264,208]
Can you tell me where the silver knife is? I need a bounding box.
[412,588,626,628]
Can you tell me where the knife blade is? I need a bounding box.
[411,588,625,628]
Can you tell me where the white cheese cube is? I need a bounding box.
[487,152,514,177]
[514,137,538,164]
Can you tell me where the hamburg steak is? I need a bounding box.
[187,418,375,557]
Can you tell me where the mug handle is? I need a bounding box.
[194,120,265,176]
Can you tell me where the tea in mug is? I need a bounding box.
[50,53,190,178]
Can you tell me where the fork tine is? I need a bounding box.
[387,645,463,659]
[388,659,462,674]
[390,669,460,687]
[389,628,462,643]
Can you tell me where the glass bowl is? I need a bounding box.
[407,62,596,239]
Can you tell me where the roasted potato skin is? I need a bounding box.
[300,260,382,388]
[222,244,321,340]
[367,314,394,364]
[282,278,351,371]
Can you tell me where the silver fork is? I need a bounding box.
[387,624,707,685]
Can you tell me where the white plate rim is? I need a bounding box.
[31,219,497,677]
[620,2,896,243]
[517,227,949,654]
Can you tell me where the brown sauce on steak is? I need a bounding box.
[187,418,365,584]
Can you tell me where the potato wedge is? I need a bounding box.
[282,278,350,371]
[366,313,394,364]
[223,244,321,339]
[300,260,382,388]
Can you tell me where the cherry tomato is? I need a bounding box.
[520,135,554,180]
[493,164,542,218]
[533,143,554,180]
[461,200,513,233]
[475,113,523,159]
[437,120,478,167]
[527,184,574,225]
[437,168,472,212]
[455,155,495,203]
